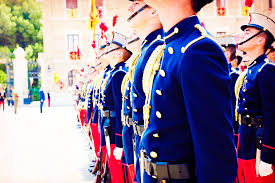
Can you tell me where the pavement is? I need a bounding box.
[0,96,95,183]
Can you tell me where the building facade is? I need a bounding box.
[41,0,274,92]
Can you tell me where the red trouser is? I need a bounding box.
[48,98,50,107]
[79,109,87,126]
[0,101,4,111]
[121,163,135,183]
[237,158,275,183]
[90,123,101,158]
[107,144,125,183]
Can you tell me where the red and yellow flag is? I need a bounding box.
[89,0,100,30]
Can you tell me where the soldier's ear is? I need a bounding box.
[150,8,158,17]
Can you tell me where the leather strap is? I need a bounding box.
[133,123,144,136]
[101,110,116,118]
[141,152,191,180]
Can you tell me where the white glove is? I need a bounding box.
[259,161,273,177]
[113,147,123,160]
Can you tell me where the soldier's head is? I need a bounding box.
[237,13,274,56]
[127,0,162,32]
[104,33,132,67]
[143,0,213,13]
[266,43,275,63]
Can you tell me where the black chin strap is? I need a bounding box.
[127,5,149,22]
[238,30,263,46]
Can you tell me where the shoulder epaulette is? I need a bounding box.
[259,58,274,72]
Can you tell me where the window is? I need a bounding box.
[269,0,272,9]
[216,0,226,16]
[67,34,79,51]
[66,0,78,9]
[68,70,77,87]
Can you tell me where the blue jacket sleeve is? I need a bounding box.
[180,39,238,183]
[86,90,93,124]
[259,64,275,164]
[112,71,126,148]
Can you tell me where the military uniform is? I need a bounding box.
[140,16,237,183]
[217,35,242,146]
[235,13,275,183]
[129,29,164,183]
[121,75,135,183]
[101,62,128,183]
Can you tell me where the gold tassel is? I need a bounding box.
[234,70,247,122]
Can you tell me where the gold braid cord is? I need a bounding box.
[128,49,142,83]
[234,70,248,122]
[141,24,218,129]
[121,73,130,122]
[142,44,166,129]
[234,61,257,122]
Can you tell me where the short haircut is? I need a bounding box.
[226,47,237,61]
[191,0,214,13]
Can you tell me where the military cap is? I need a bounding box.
[241,13,275,39]
[112,32,129,48]
[216,35,236,48]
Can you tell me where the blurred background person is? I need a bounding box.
[39,88,45,113]
[47,91,51,107]
[0,87,6,112]
[13,91,19,114]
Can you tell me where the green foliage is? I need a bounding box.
[0,69,7,87]
[0,0,43,60]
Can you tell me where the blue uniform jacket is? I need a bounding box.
[86,88,93,124]
[101,62,128,148]
[238,54,275,164]
[122,80,135,165]
[131,29,164,183]
[140,16,237,183]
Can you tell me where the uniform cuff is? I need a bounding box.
[261,144,275,164]
[115,134,123,148]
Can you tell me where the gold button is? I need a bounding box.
[243,98,246,101]
[243,89,247,92]
[264,58,269,62]
[155,90,162,96]
[156,111,162,118]
[245,108,248,110]
[168,47,174,54]
[153,133,159,138]
[125,96,128,99]
[133,93,138,98]
[245,80,248,83]
[174,27,179,33]
[133,108,138,112]
[127,87,130,90]
[246,115,250,118]
[159,70,166,77]
[249,70,252,74]
[127,106,130,109]
[150,151,158,158]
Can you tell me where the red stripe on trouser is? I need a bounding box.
[90,123,101,158]
[127,164,135,183]
[238,158,275,183]
[107,144,125,183]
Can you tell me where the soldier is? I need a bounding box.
[124,1,164,182]
[88,44,112,178]
[100,33,132,183]
[266,42,275,62]
[235,13,275,183]
[139,0,238,182]
[39,88,45,114]
[217,35,243,146]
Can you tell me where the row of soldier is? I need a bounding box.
[75,0,275,183]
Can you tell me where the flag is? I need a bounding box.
[216,0,226,16]
[89,0,100,30]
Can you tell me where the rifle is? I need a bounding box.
[94,150,104,183]
[101,156,110,183]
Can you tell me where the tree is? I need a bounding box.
[0,0,43,61]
